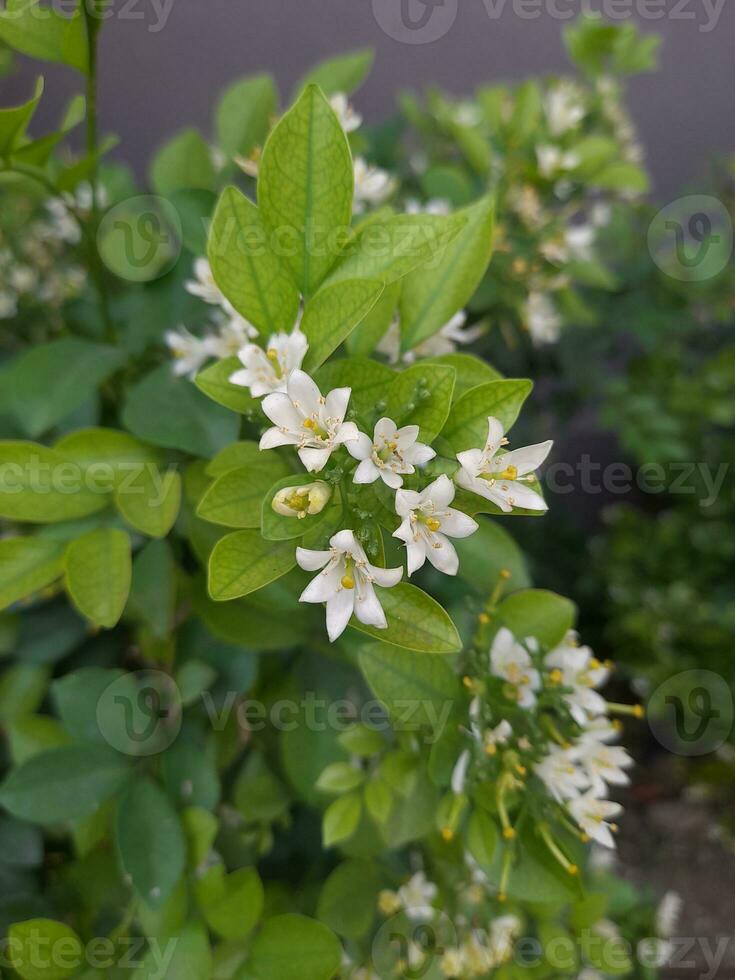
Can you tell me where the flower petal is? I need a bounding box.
[354,580,387,629]
[325,588,355,642]
[439,508,478,539]
[299,446,333,472]
[369,564,403,588]
[425,534,459,575]
[296,548,332,572]
[346,431,373,460]
[353,458,380,484]
[324,386,351,422]
[287,369,322,416]
[501,440,553,475]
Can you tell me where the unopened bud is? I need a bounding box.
[272,481,332,519]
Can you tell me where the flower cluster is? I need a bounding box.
[218,320,551,641]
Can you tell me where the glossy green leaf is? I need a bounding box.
[297,49,374,97]
[0,537,65,611]
[351,583,462,654]
[259,84,353,295]
[195,355,261,414]
[150,128,217,194]
[249,914,342,980]
[215,73,277,158]
[114,467,181,538]
[317,859,381,940]
[7,918,83,980]
[0,4,86,72]
[454,517,530,594]
[441,379,533,452]
[207,186,300,335]
[301,278,384,372]
[63,528,132,628]
[208,530,296,600]
[323,792,362,847]
[198,462,291,529]
[0,442,109,523]
[0,76,44,156]
[195,865,264,940]
[496,589,576,650]
[383,362,455,441]
[423,352,501,399]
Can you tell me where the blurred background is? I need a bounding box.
[5,0,735,201]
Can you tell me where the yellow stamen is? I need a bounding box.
[497,464,518,481]
[441,827,454,842]
[341,574,355,590]
[478,612,491,625]
[502,827,515,840]
[549,668,563,685]
[426,517,441,532]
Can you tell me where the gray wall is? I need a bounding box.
[6,0,735,201]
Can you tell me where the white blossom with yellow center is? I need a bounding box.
[393,474,478,575]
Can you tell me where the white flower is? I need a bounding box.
[545,632,610,725]
[534,746,589,803]
[544,81,586,137]
[488,915,522,965]
[456,416,552,513]
[405,197,451,216]
[8,265,37,294]
[330,92,362,133]
[234,147,261,178]
[397,871,438,921]
[567,791,622,849]
[454,101,482,127]
[348,417,435,489]
[655,891,683,939]
[352,158,396,214]
[230,327,308,397]
[209,312,259,357]
[489,627,541,709]
[46,198,80,244]
[451,749,471,795]
[409,312,484,362]
[185,257,228,307]
[575,741,633,797]
[526,291,562,345]
[165,326,212,378]
[578,717,620,745]
[297,530,402,642]
[484,719,513,755]
[393,475,477,576]
[260,369,360,472]
[271,481,332,519]
[536,145,580,179]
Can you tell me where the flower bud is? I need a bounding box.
[271,481,331,519]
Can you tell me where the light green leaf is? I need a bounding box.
[0,76,43,156]
[64,528,132,628]
[198,463,291,529]
[351,583,462,654]
[114,468,181,538]
[317,859,381,940]
[123,365,240,457]
[150,128,217,194]
[208,530,296,600]
[323,792,362,847]
[249,914,342,980]
[55,428,159,475]
[116,778,186,909]
[593,161,649,193]
[358,642,460,729]
[259,84,353,295]
[400,196,495,349]
[7,919,83,980]
[133,922,211,980]
[193,588,310,652]
[423,352,501,399]
[195,355,261,414]
[8,715,72,767]
[207,186,300,335]
[0,663,49,724]
[454,517,530,593]
[0,744,130,824]
[215,73,277,158]
[0,4,86,72]
[314,356,395,419]
[196,864,264,940]
[316,762,365,794]
[297,49,374,97]
[206,440,274,478]
[326,212,467,287]
[467,810,499,868]
[0,442,109,523]
[441,379,533,452]
[346,280,400,356]
[301,278,384,372]
[0,339,126,438]
[383,362,455,441]
[0,537,65,611]
[496,589,576,650]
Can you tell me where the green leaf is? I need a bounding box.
[259,84,353,295]
[497,589,576,650]
[316,762,365,794]
[207,186,300,336]
[123,365,240,457]
[454,517,530,593]
[114,468,181,539]
[358,642,460,729]
[150,128,217,194]
[467,809,499,868]
[127,540,177,637]
[0,663,49,724]
[301,278,384,372]
[195,355,261,414]
[0,537,65,611]
[0,76,43,156]
[351,583,462,654]
[592,161,649,193]
[317,859,381,940]
[55,428,159,475]
[314,356,395,420]
[64,528,132,628]
[7,918,83,980]
[323,792,362,847]
[116,778,186,909]
[198,462,291,529]
[193,588,309,652]
[261,477,338,541]
[0,442,109,523]
[326,212,467,287]
[0,4,86,72]
[206,440,273,477]
[442,379,533,452]
[208,530,296,600]
[196,864,264,940]
[215,73,277,158]
[0,339,126,438]
[400,196,495,349]
[423,352,501,399]
[297,49,374,97]
[0,744,130,824]
[249,914,342,980]
[8,715,71,766]
[346,280,400,356]
[383,363,455,441]
[133,922,211,980]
